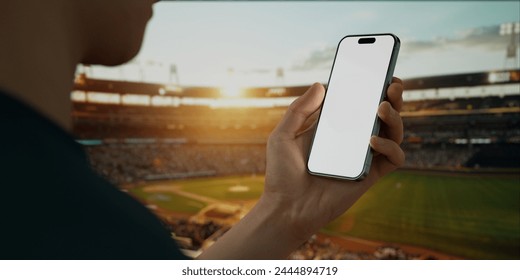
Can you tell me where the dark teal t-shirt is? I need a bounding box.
[0,91,188,260]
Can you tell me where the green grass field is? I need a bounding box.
[129,176,265,213]
[131,187,207,213]
[325,171,520,259]
[179,176,265,201]
[131,171,520,259]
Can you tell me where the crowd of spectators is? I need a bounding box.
[85,140,485,186]
[161,219,429,260]
[80,91,519,186]
[403,144,476,169]
[161,219,224,251]
[86,143,266,186]
[402,95,519,112]
[403,127,515,144]
[289,236,427,260]
[86,141,478,186]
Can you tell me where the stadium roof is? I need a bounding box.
[74,69,519,98]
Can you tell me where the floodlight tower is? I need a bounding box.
[169,64,180,85]
[500,22,520,69]
[139,60,146,82]
[276,67,285,87]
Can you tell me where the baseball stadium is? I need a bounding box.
[66,2,519,259]
[73,67,520,260]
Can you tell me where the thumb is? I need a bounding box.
[274,83,325,137]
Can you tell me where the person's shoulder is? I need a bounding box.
[0,91,188,259]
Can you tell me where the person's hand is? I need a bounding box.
[199,79,404,259]
[263,78,405,242]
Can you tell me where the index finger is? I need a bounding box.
[273,83,325,138]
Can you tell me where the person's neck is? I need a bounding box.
[0,3,81,131]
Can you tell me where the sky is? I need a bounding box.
[89,1,520,87]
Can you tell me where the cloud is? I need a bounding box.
[290,45,336,71]
[456,25,508,51]
[404,40,442,53]
[291,23,516,71]
[404,24,512,54]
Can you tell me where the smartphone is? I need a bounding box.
[307,33,400,180]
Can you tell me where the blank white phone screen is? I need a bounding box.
[308,35,396,179]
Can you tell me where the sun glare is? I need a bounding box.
[220,84,242,97]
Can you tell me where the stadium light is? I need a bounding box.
[500,22,520,64]
[500,22,520,35]
[488,71,511,83]
[166,84,183,93]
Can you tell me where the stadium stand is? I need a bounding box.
[86,142,266,186]
[157,218,429,260]
[72,69,519,259]
[77,69,520,185]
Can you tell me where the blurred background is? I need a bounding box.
[74,1,519,259]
